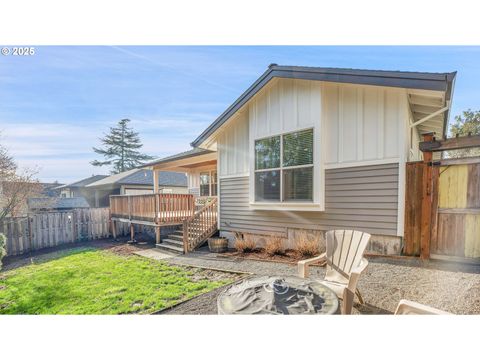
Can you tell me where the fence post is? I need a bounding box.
[420,133,434,260]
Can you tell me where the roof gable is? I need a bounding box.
[191,64,456,147]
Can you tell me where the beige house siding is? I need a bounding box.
[219,163,399,237]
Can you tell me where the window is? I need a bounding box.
[200,172,210,196]
[254,129,313,202]
[211,171,217,196]
[200,170,217,196]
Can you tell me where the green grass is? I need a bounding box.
[0,248,229,314]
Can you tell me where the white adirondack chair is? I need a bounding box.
[298,229,371,314]
[394,299,451,315]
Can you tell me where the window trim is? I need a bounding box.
[253,127,315,204]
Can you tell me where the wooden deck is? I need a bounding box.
[110,194,195,226]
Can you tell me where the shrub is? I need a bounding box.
[264,235,286,256]
[294,231,319,257]
[0,233,6,269]
[234,232,257,253]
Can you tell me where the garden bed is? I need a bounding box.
[219,248,315,264]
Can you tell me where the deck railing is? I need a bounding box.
[183,197,218,253]
[110,193,195,224]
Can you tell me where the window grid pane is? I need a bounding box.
[255,136,280,170]
[255,170,280,201]
[283,129,313,167]
[282,167,314,202]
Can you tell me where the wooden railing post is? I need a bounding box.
[183,219,189,254]
[420,133,434,260]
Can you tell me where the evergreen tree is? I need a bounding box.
[91,119,154,173]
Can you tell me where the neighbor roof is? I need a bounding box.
[55,175,108,189]
[86,169,187,188]
[191,64,457,147]
[141,148,215,168]
[28,197,90,210]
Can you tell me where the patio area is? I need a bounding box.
[139,248,480,315]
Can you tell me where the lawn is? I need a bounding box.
[0,247,230,314]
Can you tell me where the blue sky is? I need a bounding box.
[1,46,479,183]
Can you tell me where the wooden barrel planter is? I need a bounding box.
[208,237,228,253]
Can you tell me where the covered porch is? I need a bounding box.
[109,148,218,253]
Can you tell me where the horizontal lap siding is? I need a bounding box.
[220,163,399,236]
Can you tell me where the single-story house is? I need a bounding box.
[85,169,188,207]
[56,175,109,205]
[141,64,456,254]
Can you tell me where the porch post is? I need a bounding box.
[420,133,434,260]
[153,169,160,194]
[153,169,161,244]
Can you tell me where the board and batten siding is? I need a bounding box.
[217,111,249,177]
[219,163,399,236]
[322,82,407,166]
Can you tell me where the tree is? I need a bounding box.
[0,233,6,269]
[447,109,480,158]
[0,136,41,221]
[91,119,154,174]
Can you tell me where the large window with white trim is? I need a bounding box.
[254,128,314,202]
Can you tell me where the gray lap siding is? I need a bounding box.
[219,163,399,236]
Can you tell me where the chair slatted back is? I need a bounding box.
[325,230,371,284]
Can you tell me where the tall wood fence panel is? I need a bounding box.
[404,162,423,256]
[404,159,480,261]
[434,162,480,259]
[0,208,129,257]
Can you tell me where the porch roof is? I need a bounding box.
[141,148,216,171]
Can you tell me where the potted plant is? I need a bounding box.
[208,237,228,253]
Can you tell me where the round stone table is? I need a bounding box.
[217,276,339,315]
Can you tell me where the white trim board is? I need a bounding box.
[324,158,400,169]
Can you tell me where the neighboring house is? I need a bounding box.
[85,169,188,207]
[142,64,456,253]
[28,197,90,212]
[40,182,64,197]
[56,175,109,207]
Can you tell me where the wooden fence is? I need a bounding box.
[404,158,480,261]
[0,208,129,257]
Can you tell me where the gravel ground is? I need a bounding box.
[162,249,480,315]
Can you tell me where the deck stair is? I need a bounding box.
[156,197,218,254]
[156,229,184,254]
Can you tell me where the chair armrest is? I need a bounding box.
[395,299,451,315]
[297,252,326,278]
[347,257,369,292]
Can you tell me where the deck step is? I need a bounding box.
[168,234,184,241]
[163,238,183,246]
[155,243,183,254]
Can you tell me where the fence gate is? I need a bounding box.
[432,161,480,260]
[405,133,480,262]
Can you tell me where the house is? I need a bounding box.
[136,64,456,254]
[56,175,108,205]
[39,182,65,197]
[85,169,188,207]
[28,197,90,212]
